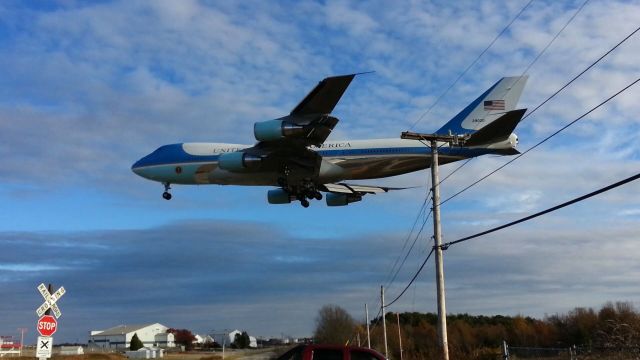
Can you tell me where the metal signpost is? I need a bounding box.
[35,283,65,360]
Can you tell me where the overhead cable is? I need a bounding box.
[385,207,433,290]
[409,0,536,130]
[386,169,640,307]
[383,192,431,287]
[440,25,640,201]
[385,247,435,308]
[436,0,593,186]
[442,171,640,248]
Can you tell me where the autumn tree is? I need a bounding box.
[167,328,197,351]
[314,304,356,344]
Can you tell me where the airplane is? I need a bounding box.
[132,74,528,207]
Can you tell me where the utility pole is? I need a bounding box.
[401,132,462,360]
[365,304,371,349]
[381,286,388,358]
[17,328,26,356]
[396,313,403,360]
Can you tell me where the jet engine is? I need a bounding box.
[325,193,363,206]
[267,189,294,204]
[218,152,262,172]
[254,119,305,142]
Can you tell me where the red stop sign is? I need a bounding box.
[37,315,57,336]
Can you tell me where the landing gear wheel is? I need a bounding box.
[300,199,310,208]
[314,192,323,200]
[162,192,172,200]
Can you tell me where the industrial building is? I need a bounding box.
[89,323,175,350]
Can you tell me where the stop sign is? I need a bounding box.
[37,315,57,336]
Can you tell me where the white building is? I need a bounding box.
[89,324,175,350]
[221,330,257,349]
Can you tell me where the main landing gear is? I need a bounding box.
[162,182,172,200]
[278,177,322,208]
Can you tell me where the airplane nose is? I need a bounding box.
[131,158,145,176]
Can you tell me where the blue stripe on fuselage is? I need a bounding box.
[132,143,501,170]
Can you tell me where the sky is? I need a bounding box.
[1,0,640,345]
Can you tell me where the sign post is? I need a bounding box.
[35,283,65,360]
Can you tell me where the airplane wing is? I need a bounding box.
[290,74,356,116]
[239,74,360,175]
[321,183,411,206]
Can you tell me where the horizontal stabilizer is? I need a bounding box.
[465,108,527,146]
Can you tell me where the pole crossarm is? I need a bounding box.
[400,132,466,145]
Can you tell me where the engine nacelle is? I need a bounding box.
[218,152,262,172]
[267,189,294,204]
[254,119,305,142]
[326,193,363,206]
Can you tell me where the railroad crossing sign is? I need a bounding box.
[37,316,57,337]
[36,283,65,318]
[36,336,53,359]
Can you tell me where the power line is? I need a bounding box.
[385,247,435,308]
[385,207,433,290]
[383,76,639,306]
[384,168,640,307]
[521,25,640,122]
[442,170,640,248]
[433,0,593,187]
[383,192,431,287]
[442,77,640,205]
[409,0,535,130]
[438,158,473,186]
[439,25,640,202]
[519,0,590,78]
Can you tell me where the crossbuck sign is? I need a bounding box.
[36,283,65,319]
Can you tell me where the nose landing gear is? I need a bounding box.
[162,183,172,200]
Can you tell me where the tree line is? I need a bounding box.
[314,302,640,359]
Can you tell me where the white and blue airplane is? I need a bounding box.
[132,74,528,207]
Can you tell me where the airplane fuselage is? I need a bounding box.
[131,137,516,187]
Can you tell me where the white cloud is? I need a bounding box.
[1,0,640,344]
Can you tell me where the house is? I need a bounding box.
[89,323,175,350]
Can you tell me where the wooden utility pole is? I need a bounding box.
[401,132,462,360]
[381,286,388,358]
[396,313,403,360]
[365,304,371,349]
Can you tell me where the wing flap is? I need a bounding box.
[323,183,410,195]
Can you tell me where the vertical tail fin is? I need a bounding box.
[435,76,528,135]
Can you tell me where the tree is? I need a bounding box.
[167,328,197,351]
[130,333,144,351]
[314,304,356,344]
[233,331,251,349]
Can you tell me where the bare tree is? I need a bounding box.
[314,304,356,344]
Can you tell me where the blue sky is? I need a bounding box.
[1,0,640,345]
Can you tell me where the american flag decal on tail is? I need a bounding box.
[484,99,505,110]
